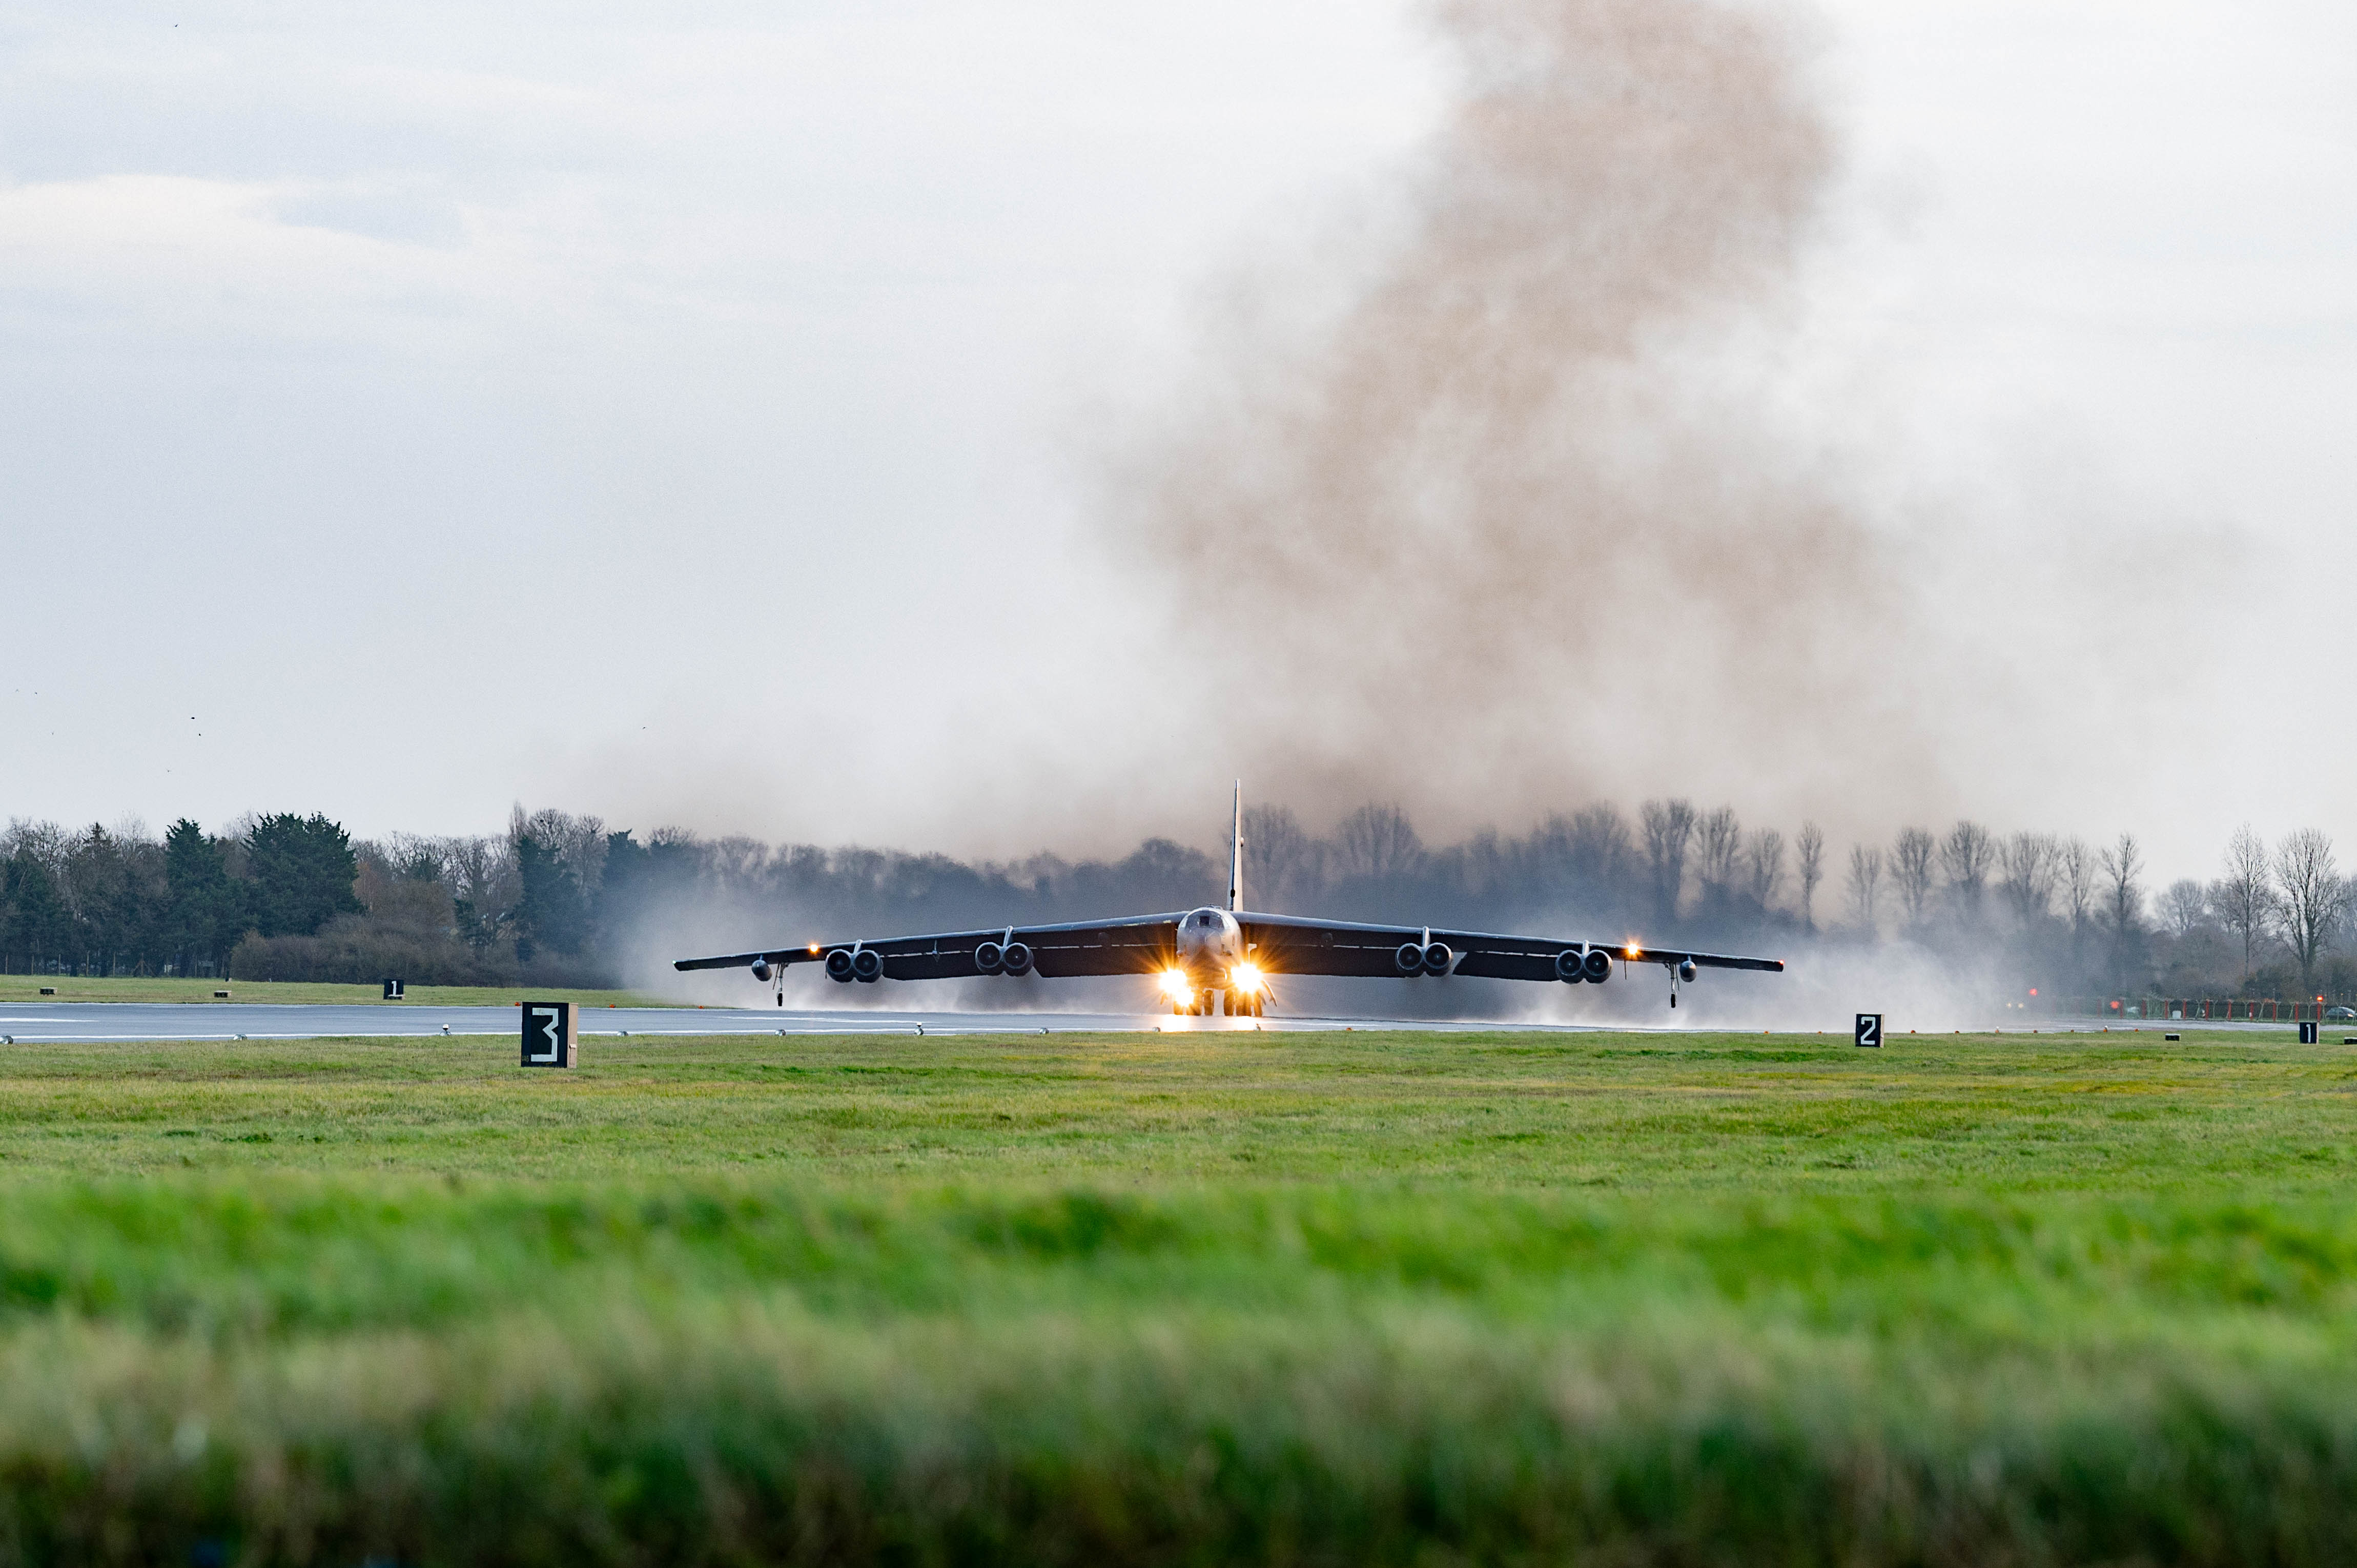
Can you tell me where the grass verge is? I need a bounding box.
[0,1027,2349,1562]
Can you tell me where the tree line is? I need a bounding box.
[3,801,2349,1000]
[1,815,361,978]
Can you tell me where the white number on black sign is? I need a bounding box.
[1855,1013,1882,1049]
[525,1004,563,1064]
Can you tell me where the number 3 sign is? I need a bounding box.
[521,1002,577,1068]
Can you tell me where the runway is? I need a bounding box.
[0,1002,1633,1044]
[0,1002,2327,1045]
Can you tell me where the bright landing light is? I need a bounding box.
[1159,968,1192,998]
[1231,964,1263,993]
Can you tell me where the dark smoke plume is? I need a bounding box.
[1115,0,1939,834]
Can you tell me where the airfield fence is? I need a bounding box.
[2055,996,2354,1022]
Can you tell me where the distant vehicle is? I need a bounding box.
[2326,1005,2355,1021]
[678,786,1787,1015]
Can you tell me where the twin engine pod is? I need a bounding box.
[1394,941,1454,976]
[1553,947,1613,984]
[749,958,773,983]
[824,948,885,983]
[974,940,1034,977]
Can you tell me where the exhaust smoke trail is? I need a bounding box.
[1111,0,1945,836]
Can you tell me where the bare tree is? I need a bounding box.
[513,806,610,894]
[1890,828,1937,931]
[2059,837,2096,951]
[1846,844,1883,937]
[2099,832,2144,988]
[2159,879,2208,940]
[1,818,73,878]
[1565,804,1632,894]
[705,835,773,888]
[2213,824,2274,981]
[1997,831,2058,929]
[1638,799,1696,927]
[1695,807,1743,903]
[1795,822,1825,934]
[1939,821,1995,924]
[2272,828,2345,994]
[1744,828,1786,913]
[1332,804,1424,882]
[1242,804,1318,911]
[2100,833,2143,925]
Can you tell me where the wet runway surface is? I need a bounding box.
[0,1002,1624,1044]
[0,1004,2325,1044]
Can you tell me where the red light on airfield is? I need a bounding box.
[2028,988,2038,997]
[2110,1000,2121,1010]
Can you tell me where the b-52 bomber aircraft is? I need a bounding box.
[676,787,1786,1016]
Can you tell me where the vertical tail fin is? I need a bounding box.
[1227,781,1244,912]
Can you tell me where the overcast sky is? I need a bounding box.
[3,0,2352,882]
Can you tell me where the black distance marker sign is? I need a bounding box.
[383,977,405,1001]
[2300,1020,2320,1045]
[1855,1013,1882,1048]
[521,1001,577,1068]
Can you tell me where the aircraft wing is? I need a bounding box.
[673,912,1187,981]
[677,907,1781,986]
[1238,912,1785,981]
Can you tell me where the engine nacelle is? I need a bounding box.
[1421,941,1452,974]
[1553,948,1583,983]
[750,957,773,983]
[824,948,856,983]
[1677,958,1698,983]
[1583,947,1612,984]
[852,948,884,983]
[1395,942,1424,976]
[1001,941,1033,977]
[975,941,1004,974]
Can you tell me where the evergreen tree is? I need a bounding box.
[2,854,71,970]
[163,819,245,974]
[63,824,169,975]
[592,830,702,948]
[513,834,588,963]
[243,814,362,937]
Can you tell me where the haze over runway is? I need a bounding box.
[0,1001,2278,1044]
[0,1001,1665,1043]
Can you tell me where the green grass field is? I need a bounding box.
[5,1025,2356,1564]
[0,976,670,1006]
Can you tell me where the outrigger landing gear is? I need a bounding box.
[1666,957,1698,1012]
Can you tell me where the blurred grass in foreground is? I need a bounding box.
[1,1027,2353,1562]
